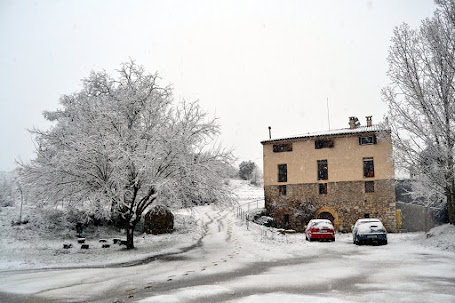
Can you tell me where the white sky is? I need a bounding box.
[0,0,437,172]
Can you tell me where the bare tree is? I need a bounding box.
[382,0,455,224]
[19,61,233,249]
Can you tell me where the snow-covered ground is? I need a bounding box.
[0,205,203,270]
[421,223,455,251]
[1,179,455,303]
[0,179,262,271]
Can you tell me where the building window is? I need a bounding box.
[315,139,334,149]
[279,185,287,196]
[273,143,293,152]
[319,183,328,194]
[278,164,287,182]
[359,135,377,145]
[363,158,374,178]
[317,160,328,180]
[365,181,375,193]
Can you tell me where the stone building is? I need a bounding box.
[261,116,397,232]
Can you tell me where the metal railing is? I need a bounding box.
[234,198,306,242]
[235,198,263,231]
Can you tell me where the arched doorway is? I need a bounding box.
[318,211,335,224]
[314,206,340,230]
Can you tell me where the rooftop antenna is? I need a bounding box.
[326,97,331,130]
[268,126,271,139]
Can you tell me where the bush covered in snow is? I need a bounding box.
[422,224,455,251]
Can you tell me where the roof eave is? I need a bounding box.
[260,127,390,145]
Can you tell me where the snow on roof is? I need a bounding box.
[261,124,388,144]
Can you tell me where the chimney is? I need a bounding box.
[366,116,372,127]
[349,116,359,129]
[268,126,271,139]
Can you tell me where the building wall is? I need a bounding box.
[262,132,397,232]
[263,134,394,185]
[265,180,397,232]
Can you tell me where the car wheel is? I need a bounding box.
[382,240,388,245]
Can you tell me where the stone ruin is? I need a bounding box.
[144,205,174,235]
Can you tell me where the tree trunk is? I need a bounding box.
[126,223,135,249]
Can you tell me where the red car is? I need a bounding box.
[305,219,335,242]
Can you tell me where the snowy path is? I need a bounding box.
[0,205,253,302]
[1,198,455,302]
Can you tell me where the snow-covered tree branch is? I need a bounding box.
[382,0,455,224]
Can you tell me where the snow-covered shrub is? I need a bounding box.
[255,216,274,227]
[423,224,455,251]
[11,216,29,226]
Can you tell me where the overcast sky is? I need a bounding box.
[0,0,437,172]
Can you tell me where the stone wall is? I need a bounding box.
[396,201,447,232]
[264,179,397,232]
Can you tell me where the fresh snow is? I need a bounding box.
[0,179,454,303]
[0,206,203,270]
[421,223,455,251]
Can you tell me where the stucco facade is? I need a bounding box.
[261,118,397,232]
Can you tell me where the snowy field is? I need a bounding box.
[0,180,455,303]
